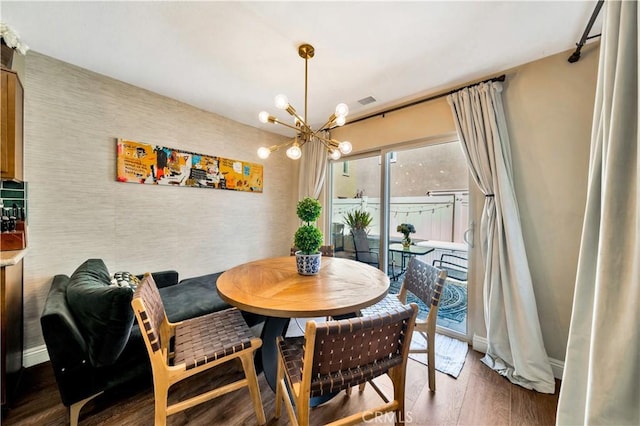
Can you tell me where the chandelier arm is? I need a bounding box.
[272,139,295,152]
[311,132,338,147]
[315,114,338,133]
[273,118,305,132]
[316,138,334,150]
[314,134,333,145]
[284,107,313,133]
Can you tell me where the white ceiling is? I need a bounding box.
[2,1,601,136]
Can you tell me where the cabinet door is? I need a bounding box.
[1,259,23,406]
[0,69,24,180]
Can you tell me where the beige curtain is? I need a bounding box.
[557,1,639,424]
[297,132,328,200]
[447,82,555,393]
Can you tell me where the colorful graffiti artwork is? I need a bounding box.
[116,139,263,193]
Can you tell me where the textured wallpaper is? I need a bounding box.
[22,52,296,351]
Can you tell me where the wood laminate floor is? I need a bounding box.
[2,349,560,425]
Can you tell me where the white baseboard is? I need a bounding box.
[549,357,564,380]
[472,333,488,353]
[471,334,564,379]
[24,344,49,368]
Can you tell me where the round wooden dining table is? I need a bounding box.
[217,256,390,393]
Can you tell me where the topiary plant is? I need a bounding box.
[294,197,323,255]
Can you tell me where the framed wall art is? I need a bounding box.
[116,139,263,193]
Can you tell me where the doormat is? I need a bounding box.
[409,333,468,378]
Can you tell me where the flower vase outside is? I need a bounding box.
[402,235,411,248]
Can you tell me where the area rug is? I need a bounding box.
[389,279,467,322]
[409,333,468,378]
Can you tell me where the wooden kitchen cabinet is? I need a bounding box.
[1,68,24,181]
[1,258,23,409]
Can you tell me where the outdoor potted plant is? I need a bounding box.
[397,223,416,248]
[293,197,324,275]
[343,209,373,234]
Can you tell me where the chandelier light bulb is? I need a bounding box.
[338,141,353,154]
[274,94,289,110]
[335,103,349,117]
[329,149,341,160]
[286,144,302,160]
[335,115,346,126]
[257,147,272,159]
[258,111,270,124]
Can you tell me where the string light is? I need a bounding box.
[333,202,454,216]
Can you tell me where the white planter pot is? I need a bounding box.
[295,251,322,275]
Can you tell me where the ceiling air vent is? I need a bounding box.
[358,96,377,106]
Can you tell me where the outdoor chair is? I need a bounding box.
[360,257,447,391]
[131,273,266,426]
[433,253,467,282]
[275,303,418,426]
[351,228,379,267]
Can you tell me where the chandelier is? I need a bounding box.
[257,43,352,161]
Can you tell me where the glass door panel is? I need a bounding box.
[330,155,381,266]
[387,142,469,335]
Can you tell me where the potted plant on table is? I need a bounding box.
[397,223,416,248]
[294,197,324,275]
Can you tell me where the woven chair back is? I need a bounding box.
[306,304,417,395]
[133,274,166,353]
[403,257,447,309]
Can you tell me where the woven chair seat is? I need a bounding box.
[359,294,406,317]
[173,308,255,370]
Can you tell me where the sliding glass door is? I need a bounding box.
[328,138,470,337]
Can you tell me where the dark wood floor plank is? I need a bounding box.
[408,366,471,425]
[457,352,512,426]
[2,348,560,425]
[510,379,560,426]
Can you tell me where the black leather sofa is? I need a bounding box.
[40,258,247,426]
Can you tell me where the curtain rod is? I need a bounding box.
[343,74,506,127]
[568,0,604,63]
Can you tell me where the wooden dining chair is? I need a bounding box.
[360,257,448,391]
[131,273,266,426]
[275,303,418,426]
